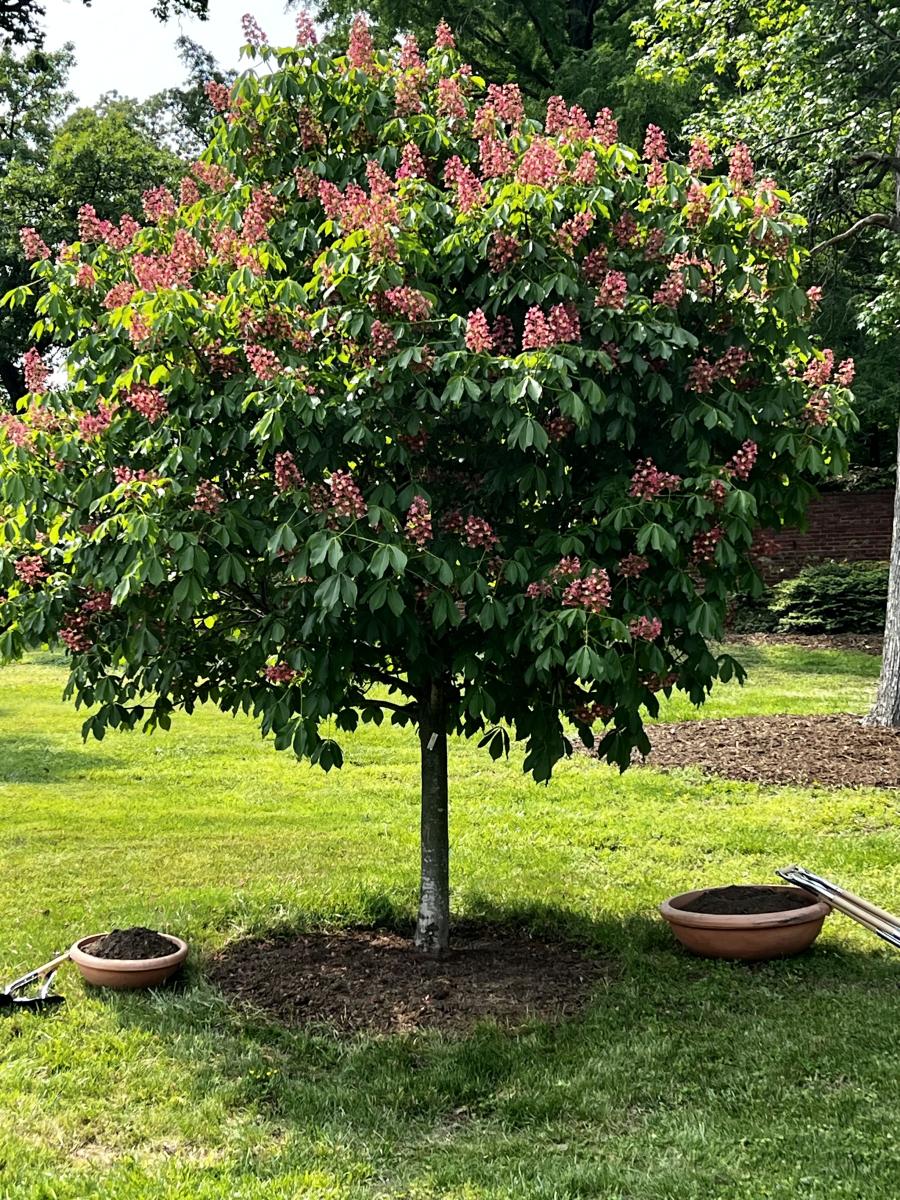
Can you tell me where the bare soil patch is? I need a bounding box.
[208,923,606,1035]
[630,714,900,789]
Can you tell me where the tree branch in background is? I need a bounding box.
[811,213,895,254]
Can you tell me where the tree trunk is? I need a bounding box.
[864,422,900,726]
[414,680,450,956]
[0,358,26,407]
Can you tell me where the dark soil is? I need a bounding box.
[678,885,816,915]
[629,714,900,789]
[208,923,606,1035]
[724,632,883,655]
[89,927,179,960]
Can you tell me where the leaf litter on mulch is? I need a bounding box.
[208,922,608,1035]
[622,713,900,789]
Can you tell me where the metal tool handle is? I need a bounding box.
[3,952,69,997]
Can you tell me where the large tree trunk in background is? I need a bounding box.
[865,423,900,727]
[0,358,26,407]
[414,680,450,956]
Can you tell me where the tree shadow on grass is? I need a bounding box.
[87,890,900,1193]
[725,643,882,678]
[0,735,125,784]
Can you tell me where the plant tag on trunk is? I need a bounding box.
[427,733,438,751]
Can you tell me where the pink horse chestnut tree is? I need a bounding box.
[0,16,854,954]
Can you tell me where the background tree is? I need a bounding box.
[0,0,211,48]
[638,0,900,725]
[300,0,696,142]
[0,17,853,954]
[0,55,184,403]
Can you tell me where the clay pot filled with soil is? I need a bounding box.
[659,885,830,961]
[69,926,188,989]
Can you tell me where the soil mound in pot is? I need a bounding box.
[209,922,608,1035]
[678,885,814,916]
[89,927,179,960]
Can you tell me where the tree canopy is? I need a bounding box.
[0,16,855,949]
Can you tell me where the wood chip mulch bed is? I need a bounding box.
[626,713,900,789]
[724,632,883,655]
[208,923,607,1035]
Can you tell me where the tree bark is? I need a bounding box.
[864,422,900,727]
[0,358,26,407]
[414,679,450,956]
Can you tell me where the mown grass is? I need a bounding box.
[0,644,897,1200]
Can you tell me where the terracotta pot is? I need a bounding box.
[659,886,830,961]
[69,933,188,989]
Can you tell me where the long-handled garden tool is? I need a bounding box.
[777,865,900,949]
[0,951,67,1013]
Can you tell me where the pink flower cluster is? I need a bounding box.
[241,13,267,47]
[806,285,824,309]
[729,142,754,192]
[545,414,575,441]
[562,568,611,614]
[618,554,649,578]
[436,76,467,120]
[594,270,628,310]
[60,613,93,653]
[464,515,498,549]
[77,205,141,249]
[688,137,714,173]
[397,142,427,179]
[126,385,167,422]
[275,451,304,492]
[246,343,282,380]
[434,19,455,50]
[804,392,831,426]
[555,211,594,253]
[643,124,668,187]
[405,495,432,546]
[0,413,31,448]
[525,580,552,599]
[265,662,297,684]
[491,315,516,355]
[479,136,515,179]
[834,358,855,386]
[142,186,176,223]
[243,186,278,244]
[192,480,224,515]
[114,466,153,487]
[630,615,662,641]
[686,181,711,227]
[382,286,431,321]
[485,83,524,130]
[688,346,752,393]
[192,161,234,193]
[370,319,397,358]
[78,400,116,440]
[522,305,581,350]
[726,440,758,480]
[23,348,48,394]
[465,309,493,352]
[488,232,520,272]
[329,470,366,519]
[692,525,723,563]
[15,556,47,586]
[76,263,96,288]
[347,15,375,69]
[20,227,50,260]
[551,556,581,580]
[545,95,592,141]
[593,108,618,147]
[295,10,317,45]
[444,156,484,211]
[653,269,685,308]
[205,80,232,111]
[517,138,563,187]
[630,459,682,500]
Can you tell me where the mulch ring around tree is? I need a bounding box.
[208,923,608,1035]
[626,713,900,789]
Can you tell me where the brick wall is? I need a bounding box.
[765,490,895,578]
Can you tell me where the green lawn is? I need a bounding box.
[0,645,897,1200]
